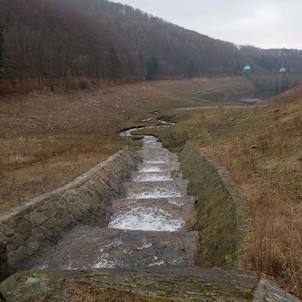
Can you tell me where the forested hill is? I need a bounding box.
[1,0,302,89]
[54,0,250,77]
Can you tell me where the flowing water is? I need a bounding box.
[35,132,198,270]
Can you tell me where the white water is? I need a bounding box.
[139,166,163,172]
[133,172,172,182]
[136,237,153,250]
[92,239,123,269]
[110,132,186,233]
[143,136,157,143]
[142,142,162,149]
[93,253,118,269]
[127,188,183,199]
[35,128,194,272]
[168,199,185,207]
[148,258,165,267]
[144,160,169,164]
[108,207,184,231]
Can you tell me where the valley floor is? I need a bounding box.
[0,76,255,211]
[0,76,301,298]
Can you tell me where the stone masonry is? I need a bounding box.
[0,147,139,275]
[0,244,8,281]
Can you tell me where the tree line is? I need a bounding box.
[1,0,302,91]
[239,45,302,73]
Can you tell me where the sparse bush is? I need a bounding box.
[78,78,91,90]
[64,78,91,90]
[159,129,191,151]
[187,211,197,230]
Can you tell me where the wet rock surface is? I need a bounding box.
[111,196,195,231]
[0,244,8,281]
[1,267,301,302]
[34,135,198,270]
[35,227,198,270]
[0,268,258,301]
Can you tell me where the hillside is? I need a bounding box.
[0,77,301,299]
[1,0,302,92]
[0,76,256,211]
[0,1,302,299]
[150,83,302,297]
[55,0,250,76]
[0,0,122,89]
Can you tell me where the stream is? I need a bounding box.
[35,128,198,270]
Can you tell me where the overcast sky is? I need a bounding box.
[113,0,302,49]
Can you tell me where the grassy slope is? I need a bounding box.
[2,76,301,296]
[151,85,302,297]
[0,76,253,211]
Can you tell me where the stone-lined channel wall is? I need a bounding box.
[179,142,248,270]
[0,244,8,281]
[0,147,139,276]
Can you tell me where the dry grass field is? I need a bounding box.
[1,76,301,297]
[204,93,301,296]
[0,77,252,211]
[0,135,122,211]
[153,84,302,297]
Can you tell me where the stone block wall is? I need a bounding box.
[0,244,8,281]
[0,147,139,274]
[179,142,248,270]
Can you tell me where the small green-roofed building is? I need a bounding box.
[243,65,252,72]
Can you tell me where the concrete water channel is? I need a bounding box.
[35,132,199,270]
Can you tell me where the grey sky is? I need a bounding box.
[113,0,302,49]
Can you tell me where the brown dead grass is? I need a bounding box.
[0,76,251,211]
[231,111,300,294]
[0,135,122,211]
[203,101,302,296]
[1,76,300,297]
[152,84,302,297]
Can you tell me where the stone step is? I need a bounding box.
[142,135,158,144]
[132,171,173,182]
[126,180,186,199]
[141,136,163,148]
[66,266,258,300]
[138,162,180,172]
[140,148,178,163]
[142,142,162,148]
[109,197,195,231]
[35,227,199,271]
[3,267,301,302]
[113,196,195,210]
